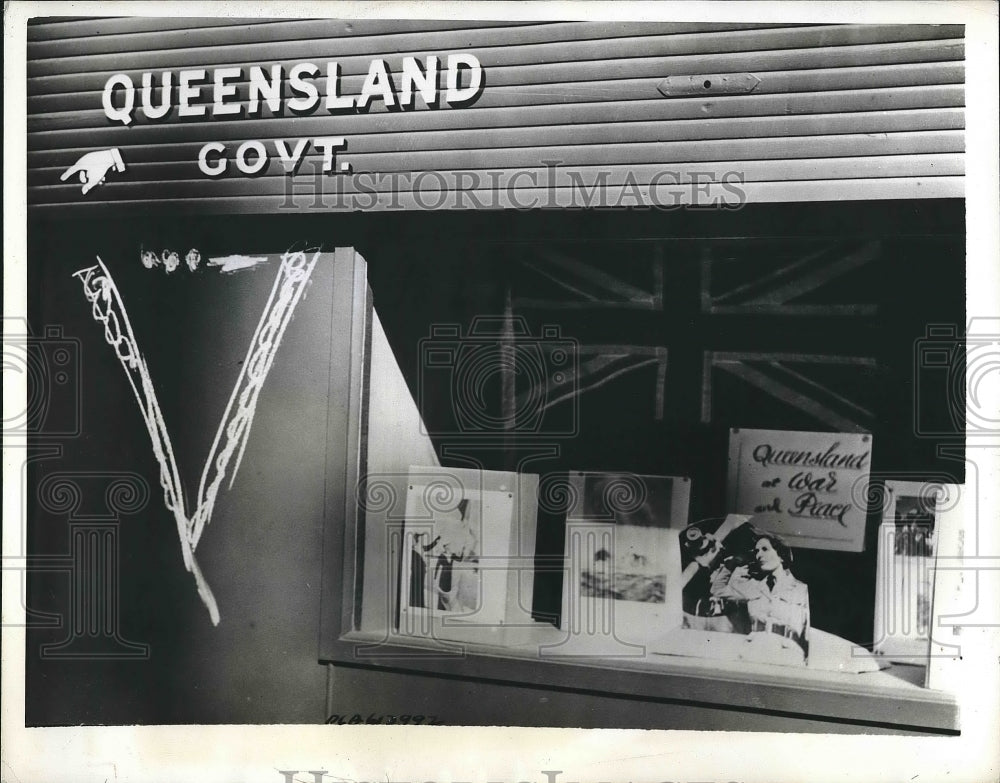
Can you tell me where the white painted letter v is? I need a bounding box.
[73,248,321,624]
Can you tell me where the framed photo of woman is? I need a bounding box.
[676,514,811,666]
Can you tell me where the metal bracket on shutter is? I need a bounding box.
[658,74,761,97]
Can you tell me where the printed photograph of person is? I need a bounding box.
[893,495,936,558]
[874,485,942,660]
[406,532,439,609]
[681,515,810,663]
[576,474,678,604]
[406,496,481,616]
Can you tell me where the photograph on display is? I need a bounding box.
[405,496,481,615]
[400,484,486,626]
[556,472,687,649]
[579,525,668,604]
[679,515,810,664]
[570,473,688,605]
[892,495,937,558]
[874,482,947,663]
[397,468,526,639]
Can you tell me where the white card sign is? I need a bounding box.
[874,480,962,677]
[726,428,872,552]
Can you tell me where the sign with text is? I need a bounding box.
[66,54,487,190]
[726,428,872,552]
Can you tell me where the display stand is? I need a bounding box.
[322,628,957,733]
[317,251,959,734]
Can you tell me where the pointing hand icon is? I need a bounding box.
[60,148,126,195]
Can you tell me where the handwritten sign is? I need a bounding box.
[726,428,872,552]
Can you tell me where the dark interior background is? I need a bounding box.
[25,199,965,724]
[358,200,966,646]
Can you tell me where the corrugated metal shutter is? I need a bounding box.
[26,18,964,214]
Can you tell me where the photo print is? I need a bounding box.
[559,473,688,647]
[397,466,532,644]
[874,481,951,664]
[400,478,488,632]
[573,472,685,604]
[892,495,937,558]
[406,495,481,615]
[679,514,810,664]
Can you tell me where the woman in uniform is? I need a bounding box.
[683,522,810,660]
[713,533,810,653]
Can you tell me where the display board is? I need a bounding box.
[25,235,368,724]
[398,466,538,646]
[726,427,872,552]
[557,472,688,653]
[873,480,967,684]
